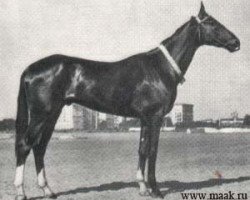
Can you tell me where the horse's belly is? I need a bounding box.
[65,89,138,118]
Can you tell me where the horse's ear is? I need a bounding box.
[198,1,207,19]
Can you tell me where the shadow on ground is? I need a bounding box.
[29,176,250,199]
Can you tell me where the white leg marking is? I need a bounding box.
[138,181,148,194]
[14,164,25,197]
[136,168,144,182]
[43,185,54,197]
[37,168,47,187]
[37,168,54,197]
[136,168,148,194]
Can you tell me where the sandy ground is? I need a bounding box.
[1,131,250,200]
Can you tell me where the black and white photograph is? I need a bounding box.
[0,0,250,200]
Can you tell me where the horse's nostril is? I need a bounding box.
[232,39,240,47]
[236,40,240,47]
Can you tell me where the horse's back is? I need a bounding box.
[20,52,166,117]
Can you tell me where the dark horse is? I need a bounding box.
[14,3,240,200]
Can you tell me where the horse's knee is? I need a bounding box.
[16,139,31,161]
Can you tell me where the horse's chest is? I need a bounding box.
[132,80,175,114]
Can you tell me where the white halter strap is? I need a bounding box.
[158,44,185,84]
[195,15,210,24]
[158,16,210,84]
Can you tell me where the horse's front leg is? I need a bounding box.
[147,116,163,198]
[137,121,150,196]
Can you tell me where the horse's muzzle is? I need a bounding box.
[227,39,240,52]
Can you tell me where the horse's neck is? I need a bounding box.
[162,20,199,75]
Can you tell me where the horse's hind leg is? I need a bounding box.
[33,142,55,198]
[33,107,62,199]
[14,142,30,200]
[14,113,48,200]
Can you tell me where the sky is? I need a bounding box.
[0,0,249,120]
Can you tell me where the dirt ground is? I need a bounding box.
[1,131,250,200]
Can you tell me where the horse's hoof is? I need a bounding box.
[45,193,57,199]
[150,189,164,199]
[139,190,150,196]
[15,195,27,200]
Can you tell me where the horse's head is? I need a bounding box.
[196,2,240,52]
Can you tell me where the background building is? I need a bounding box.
[55,106,74,130]
[55,104,116,130]
[219,117,244,127]
[166,103,194,125]
[106,114,115,129]
[73,104,99,130]
[55,103,194,130]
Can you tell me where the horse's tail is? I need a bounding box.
[15,73,29,155]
